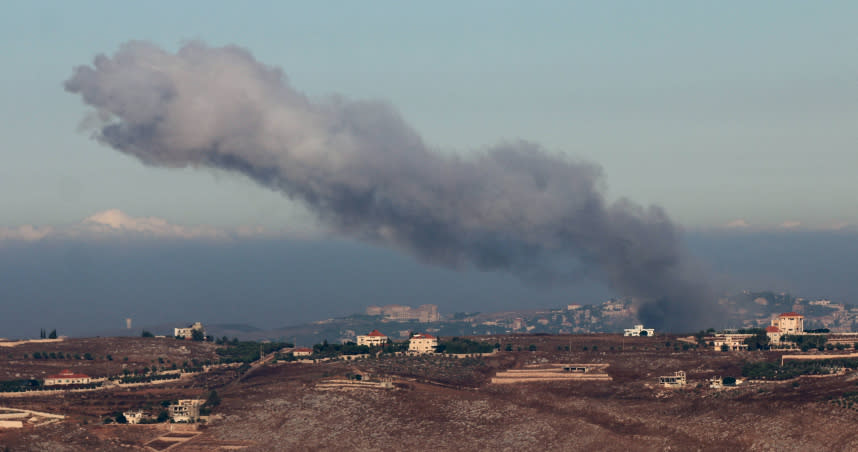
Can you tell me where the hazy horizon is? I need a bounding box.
[2,229,856,338]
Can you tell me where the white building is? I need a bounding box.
[659,371,687,387]
[292,347,313,357]
[356,330,388,347]
[174,322,205,339]
[765,326,782,344]
[170,399,203,422]
[624,324,655,337]
[713,334,750,351]
[771,312,804,335]
[365,304,440,322]
[408,333,438,354]
[123,410,144,424]
[44,369,91,386]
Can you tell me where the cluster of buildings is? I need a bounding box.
[365,304,441,323]
[122,399,203,424]
[353,329,438,354]
[713,312,806,351]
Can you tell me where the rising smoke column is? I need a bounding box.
[65,41,717,330]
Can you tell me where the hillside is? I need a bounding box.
[3,335,858,450]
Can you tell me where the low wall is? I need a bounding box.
[492,375,612,384]
[492,364,612,384]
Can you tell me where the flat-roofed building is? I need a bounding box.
[174,322,205,339]
[170,399,203,422]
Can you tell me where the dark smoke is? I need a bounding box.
[65,41,719,331]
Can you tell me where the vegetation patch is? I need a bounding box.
[742,358,858,380]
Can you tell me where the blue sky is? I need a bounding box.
[2,1,856,231]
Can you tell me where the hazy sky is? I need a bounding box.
[2,1,856,231]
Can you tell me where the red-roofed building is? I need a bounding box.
[408,333,438,354]
[292,347,313,357]
[357,330,388,347]
[765,325,782,343]
[44,369,91,386]
[772,312,804,335]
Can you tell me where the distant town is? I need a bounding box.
[216,290,858,346]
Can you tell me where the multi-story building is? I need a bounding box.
[712,334,751,351]
[174,322,205,339]
[765,326,782,343]
[365,304,440,323]
[170,399,203,422]
[408,333,438,354]
[772,312,804,335]
[356,330,388,347]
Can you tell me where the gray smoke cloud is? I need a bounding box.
[65,41,719,331]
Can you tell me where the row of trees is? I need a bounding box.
[38,329,57,339]
[742,358,858,380]
[435,337,494,354]
[216,341,291,363]
[31,351,93,360]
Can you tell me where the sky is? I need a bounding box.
[1,2,857,336]
[2,1,856,230]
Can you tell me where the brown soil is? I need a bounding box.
[4,334,858,451]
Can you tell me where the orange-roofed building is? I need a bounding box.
[357,330,388,347]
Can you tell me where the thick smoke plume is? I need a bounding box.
[66,41,718,331]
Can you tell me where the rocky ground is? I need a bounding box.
[4,335,858,451]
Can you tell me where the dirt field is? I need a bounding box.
[0,337,219,381]
[4,335,858,451]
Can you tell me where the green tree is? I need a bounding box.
[639,330,648,337]
[191,329,205,341]
[115,413,128,424]
[141,330,154,338]
[156,410,169,423]
[205,390,221,408]
[48,330,57,339]
[722,376,737,386]
[743,332,770,351]
[40,328,46,339]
